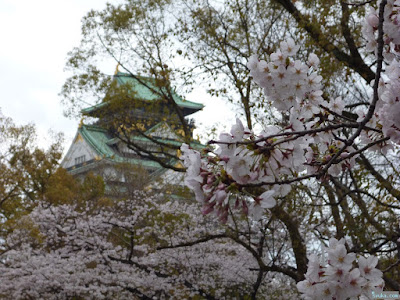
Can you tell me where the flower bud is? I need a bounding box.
[367,13,379,28]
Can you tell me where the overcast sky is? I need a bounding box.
[0,0,235,153]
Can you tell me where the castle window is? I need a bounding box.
[75,155,86,165]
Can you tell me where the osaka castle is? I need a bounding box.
[61,71,204,188]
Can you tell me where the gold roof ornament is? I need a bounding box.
[114,63,120,75]
[78,117,84,128]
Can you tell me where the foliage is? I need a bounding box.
[0,111,110,250]
[0,112,63,240]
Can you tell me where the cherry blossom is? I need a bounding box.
[178,1,400,298]
[297,239,384,300]
[182,0,400,226]
[3,0,400,299]
[0,192,286,299]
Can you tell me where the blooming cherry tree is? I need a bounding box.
[2,0,400,299]
[182,0,399,223]
[181,0,400,297]
[0,191,300,299]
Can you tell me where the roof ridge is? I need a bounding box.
[81,124,108,132]
[115,72,153,81]
[81,73,204,115]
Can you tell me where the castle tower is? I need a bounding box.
[61,72,203,191]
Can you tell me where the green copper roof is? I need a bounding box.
[69,123,203,175]
[105,122,204,149]
[81,72,203,115]
[78,125,163,169]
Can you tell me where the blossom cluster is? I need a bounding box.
[179,2,398,297]
[297,238,384,300]
[181,40,357,221]
[362,0,400,145]
[375,59,400,144]
[181,1,400,223]
[0,193,276,299]
[363,0,400,59]
[247,38,323,115]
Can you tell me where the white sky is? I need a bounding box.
[0,0,235,153]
